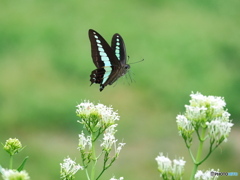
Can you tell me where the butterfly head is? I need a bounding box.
[125,64,130,70]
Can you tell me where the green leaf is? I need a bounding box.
[17,156,29,171]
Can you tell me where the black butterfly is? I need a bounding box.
[88,29,130,91]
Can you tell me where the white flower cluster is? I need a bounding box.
[100,125,125,155]
[76,100,95,116]
[95,103,120,125]
[76,100,125,167]
[176,114,194,139]
[78,131,92,150]
[76,100,120,129]
[176,92,233,144]
[195,169,219,180]
[155,153,186,180]
[60,157,83,180]
[1,169,30,180]
[101,125,118,150]
[206,117,233,143]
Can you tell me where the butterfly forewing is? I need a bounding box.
[111,34,127,64]
[89,29,120,68]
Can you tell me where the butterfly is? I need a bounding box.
[88,29,130,91]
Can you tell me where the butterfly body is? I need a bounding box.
[88,29,130,91]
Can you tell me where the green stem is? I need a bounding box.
[85,169,90,180]
[96,152,109,180]
[198,142,218,166]
[188,148,196,163]
[91,135,96,180]
[9,155,13,169]
[96,168,105,180]
[190,128,206,180]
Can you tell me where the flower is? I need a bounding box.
[155,153,172,173]
[185,105,207,124]
[195,169,219,180]
[176,92,233,144]
[95,104,120,125]
[3,138,23,156]
[206,120,233,143]
[100,125,125,156]
[155,153,185,180]
[101,130,117,151]
[1,169,30,180]
[60,157,83,180]
[188,92,228,123]
[116,142,125,156]
[176,115,194,140]
[78,131,92,150]
[172,159,186,179]
[76,101,120,133]
[76,101,95,116]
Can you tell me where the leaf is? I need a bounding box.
[17,156,29,171]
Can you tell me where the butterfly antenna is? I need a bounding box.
[127,55,130,63]
[129,58,144,65]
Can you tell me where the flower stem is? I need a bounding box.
[85,169,90,180]
[190,128,206,180]
[91,135,96,180]
[9,155,13,169]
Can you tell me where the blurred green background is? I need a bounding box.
[0,0,239,179]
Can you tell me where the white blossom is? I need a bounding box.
[1,169,30,180]
[95,104,120,125]
[76,100,95,116]
[101,132,117,151]
[155,153,172,172]
[195,169,219,180]
[176,115,194,137]
[78,131,92,150]
[172,159,186,178]
[60,157,83,180]
[206,120,233,143]
[155,153,185,179]
[176,92,233,143]
[116,142,126,155]
[185,105,207,122]
[76,101,120,129]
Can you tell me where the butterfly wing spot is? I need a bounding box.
[102,60,111,66]
[97,44,102,48]
[90,68,105,85]
[90,67,113,86]
[102,67,112,84]
[98,47,104,52]
[100,52,107,57]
